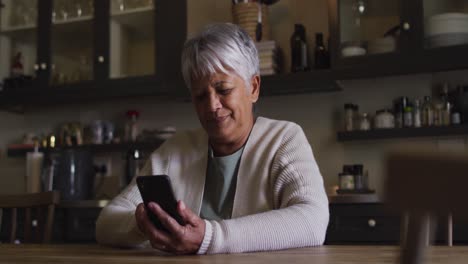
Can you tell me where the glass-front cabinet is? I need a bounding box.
[0,0,38,90]
[50,0,94,86]
[331,0,468,72]
[337,0,401,59]
[0,0,185,104]
[110,0,156,79]
[423,0,468,49]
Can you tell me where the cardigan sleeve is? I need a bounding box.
[205,124,330,254]
[95,160,151,248]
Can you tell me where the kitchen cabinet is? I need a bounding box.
[329,0,468,77]
[0,0,186,106]
[326,203,401,244]
[0,0,39,89]
[326,203,468,245]
[3,0,468,110]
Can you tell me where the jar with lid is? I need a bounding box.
[344,103,357,131]
[125,110,140,142]
[374,109,394,129]
[339,165,355,190]
[358,113,371,131]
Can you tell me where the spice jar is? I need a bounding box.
[359,113,371,131]
[339,165,355,190]
[344,103,357,131]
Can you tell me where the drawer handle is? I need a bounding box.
[368,219,376,227]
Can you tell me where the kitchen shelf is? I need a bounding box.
[7,140,165,158]
[337,125,468,141]
[111,6,154,17]
[52,15,93,26]
[260,70,342,96]
[1,24,37,33]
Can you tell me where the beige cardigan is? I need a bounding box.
[95,117,329,254]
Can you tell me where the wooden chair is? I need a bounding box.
[385,151,468,264]
[0,191,60,244]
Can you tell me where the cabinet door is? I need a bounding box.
[0,0,39,90]
[49,0,95,86]
[419,0,468,71]
[109,0,156,79]
[330,0,414,70]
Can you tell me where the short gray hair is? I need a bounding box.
[181,23,259,90]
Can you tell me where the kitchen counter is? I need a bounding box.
[0,244,465,264]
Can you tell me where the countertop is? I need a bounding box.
[0,244,464,264]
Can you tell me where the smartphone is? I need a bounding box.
[136,175,185,233]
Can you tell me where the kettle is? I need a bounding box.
[43,149,95,200]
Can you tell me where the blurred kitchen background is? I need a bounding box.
[1,0,468,244]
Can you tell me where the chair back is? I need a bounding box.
[385,151,468,264]
[0,191,60,243]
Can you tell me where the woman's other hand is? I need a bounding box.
[135,201,205,254]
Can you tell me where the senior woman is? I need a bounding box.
[96,23,329,255]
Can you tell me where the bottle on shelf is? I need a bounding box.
[422,96,434,126]
[440,83,451,126]
[125,110,140,142]
[403,102,413,128]
[314,32,329,69]
[290,24,309,72]
[11,52,24,78]
[394,97,408,128]
[413,99,422,128]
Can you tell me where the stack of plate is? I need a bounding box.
[425,13,468,48]
[232,2,270,41]
[341,41,367,57]
[368,36,396,54]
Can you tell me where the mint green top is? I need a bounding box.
[200,146,244,221]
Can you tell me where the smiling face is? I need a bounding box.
[191,72,260,155]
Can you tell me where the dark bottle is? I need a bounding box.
[314,33,329,69]
[291,24,309,72]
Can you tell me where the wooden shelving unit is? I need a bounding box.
[337,125,468,141]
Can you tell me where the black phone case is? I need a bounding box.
[136,175,186,233]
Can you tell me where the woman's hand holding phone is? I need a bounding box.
[135,200,206,254]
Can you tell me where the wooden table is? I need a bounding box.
[0,244,466,264]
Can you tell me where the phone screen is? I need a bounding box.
[136,175,185,233]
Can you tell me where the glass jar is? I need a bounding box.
[359,112,371,131]
[344,103,356,131]
[374,109,395,129]
[339,165,355,190]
